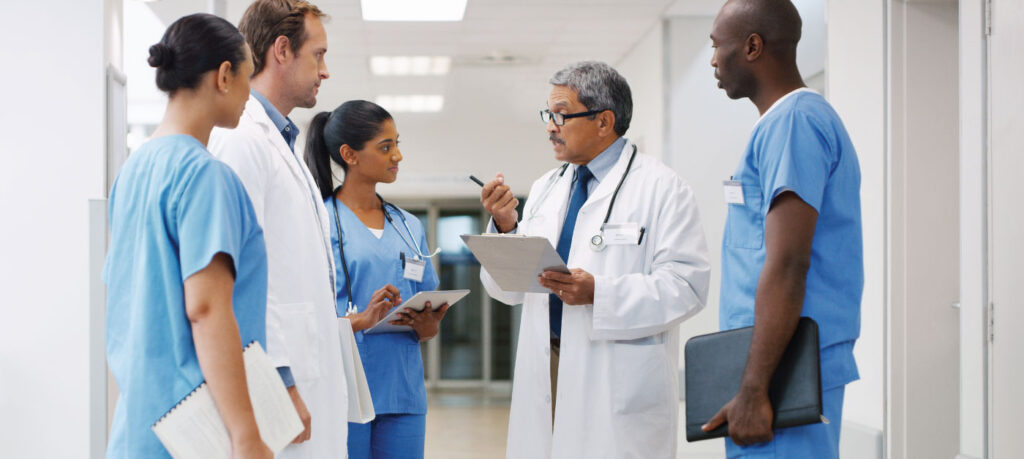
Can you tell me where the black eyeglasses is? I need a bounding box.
[540,108,608,126]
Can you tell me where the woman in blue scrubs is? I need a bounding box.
[305,100,449,459]
[103,14,271,458]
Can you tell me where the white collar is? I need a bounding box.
[755,87,817,127]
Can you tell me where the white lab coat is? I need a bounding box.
[210,96,349,458]
[482,141,710,459]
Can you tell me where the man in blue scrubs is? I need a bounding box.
[702,1,863,457]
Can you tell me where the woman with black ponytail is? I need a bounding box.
[104,13,272,458]
[304,100,447,459]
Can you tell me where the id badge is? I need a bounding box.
[601,222,642,245]
[403,257,426,282]
[723,180,745,205]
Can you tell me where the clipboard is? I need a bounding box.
[460,234,569,293]
[362,289,471,334]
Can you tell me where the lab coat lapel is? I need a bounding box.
[533,169,573,245]
[580,141,643,215]
[248,98,337,279]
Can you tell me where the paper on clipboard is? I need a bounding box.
[460,234,569,293]
[363,289,471,334]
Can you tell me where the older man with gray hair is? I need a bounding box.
[478,61,711,458]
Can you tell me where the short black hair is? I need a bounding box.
[148,13,247,94]
[305,100,394,199]
[729,0,802,59]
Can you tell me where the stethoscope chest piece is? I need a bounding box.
[590,233,606,252]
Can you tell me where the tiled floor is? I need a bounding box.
[423,388,726,458]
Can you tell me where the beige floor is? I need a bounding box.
[425,388,512,459]
[423,388,726,458]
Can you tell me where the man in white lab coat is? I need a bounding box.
[479,61,711,459]
[209,1,351,456]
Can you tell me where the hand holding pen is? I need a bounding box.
[474,174,519,233]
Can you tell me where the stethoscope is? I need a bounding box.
[331,192,441,315]
[524,144,638,252]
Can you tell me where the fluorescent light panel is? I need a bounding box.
[376,95,444,113]
[370,56,451,76]
[360,0,467,21]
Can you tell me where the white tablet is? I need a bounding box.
[362,289,471,335]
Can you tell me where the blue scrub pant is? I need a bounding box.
[348,414,426,459]
[725,386,845,458]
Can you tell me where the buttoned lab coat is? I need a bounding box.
[209,95,350,458]
[482,141,711,459]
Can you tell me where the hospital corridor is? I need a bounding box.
[2,0,1023,458]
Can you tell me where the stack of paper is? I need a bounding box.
[151,342,303,458]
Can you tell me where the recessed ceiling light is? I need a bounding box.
[376,95,445,113]
[360,0,468,21]
[370,56,452,76]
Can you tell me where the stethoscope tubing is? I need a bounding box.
[524,144,639,251]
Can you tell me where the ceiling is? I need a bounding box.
[137,0,725,128]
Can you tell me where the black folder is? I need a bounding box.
[684,317,823,442]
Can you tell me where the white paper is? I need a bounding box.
[363,289,471,335]
[337,318,375,423]
[152,342,303,458]
[460,234,569,293]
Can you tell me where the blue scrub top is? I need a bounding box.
[326,197,439,415]
[720,90,863,390]
[103,135,267,458]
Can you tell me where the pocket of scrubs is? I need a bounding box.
[279,302,322,383]
[724,184,765,250]
[609,338,672,415]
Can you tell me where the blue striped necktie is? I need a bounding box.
[550,165,593,338]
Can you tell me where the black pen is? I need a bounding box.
[469,175,485,187]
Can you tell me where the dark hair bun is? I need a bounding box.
[148,14,245,93]
[148,43,174,69]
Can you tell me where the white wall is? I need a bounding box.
[826,0,887,437]
[887,1,961,457]
[0,0,118,457]
[615,20,665,162]
[663,14,757,374]
[987,0,1024,456]
[957,0,987,457]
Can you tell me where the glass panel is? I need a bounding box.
[437,212,484,380]
[491,301,513,381]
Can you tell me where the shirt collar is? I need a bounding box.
[755,87,817,127]
[575,136,626,184]
[251,89,300,151]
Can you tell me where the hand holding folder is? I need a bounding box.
[684,317,824,442]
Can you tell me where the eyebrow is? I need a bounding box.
[376,138,395,145]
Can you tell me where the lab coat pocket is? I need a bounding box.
[724,185,764,250]
[609,338,671,415]
[279,302,322,383]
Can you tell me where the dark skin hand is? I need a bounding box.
[702,192,817,445]
[390,301,450,341]
[348,284,401,332]
[538,268,595,305]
